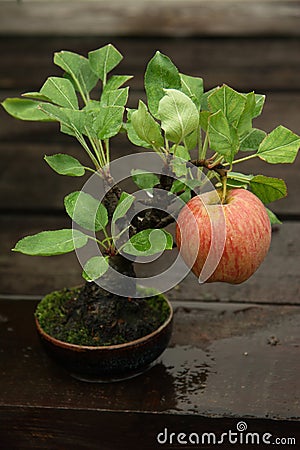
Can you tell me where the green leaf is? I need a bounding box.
[122,229,173,257]
[184,129,198,150]
[158,89,199,144]
[201,87,218,111]
[82,256,109,282]
[22,92,52,102]
[44,154,85,177]
[257,125,300,164]
[265,207,282,225]
[100,87,129,107]
[125,109,152,149]
[170,180,192,203]
[145,51,181,117]
[54,51,98,99]
[88,44,123,82]
[237,92,255,138]
[220,172,253,189]
[64,109,91,135]
[131,169,159,190]
[170,156,188,178]
[40,77,78,109]
[38,103,69,124]
[199,111,210,132]
[64,191,108,232]
[227,171,253,183]
[170,179,186,193]
[38,104,89,137]
[131,100,164,149]
[103,75,133,92]
[170,145,190,160]
[179,189,192,203]
[60,123,76,137]
[253,94,266,118]
[112,192,135,223]
[220,179,249,189]
[208,85,246,126]
[250,175,287,204]
[93,105,124,139]
[208,110,239,164]
[12,229,88,256]
[240,128,266,151]
[2,98,54,122]
[180,73,203,109]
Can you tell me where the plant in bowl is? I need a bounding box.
[2,44,300,381]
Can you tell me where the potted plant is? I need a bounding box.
[2,44,300,382]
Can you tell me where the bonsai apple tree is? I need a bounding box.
[2,44,300,344]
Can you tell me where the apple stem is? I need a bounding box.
[221,174,228,204]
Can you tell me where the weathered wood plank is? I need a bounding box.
[1,1,300,37]
[0,143,90,211]
[0,215,299,304]
[0,298,299,448]
[0,216,82,296]
[0,138,140,210]
[1,37,300,91]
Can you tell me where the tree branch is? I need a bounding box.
[190,158,228,178]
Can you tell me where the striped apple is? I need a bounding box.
[176,188,271,284]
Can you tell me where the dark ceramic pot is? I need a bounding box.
[35,298,173,382]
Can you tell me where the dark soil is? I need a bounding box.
[35,286,170,346]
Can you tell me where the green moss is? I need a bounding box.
[146,294,170,323]
[35,287,170,347]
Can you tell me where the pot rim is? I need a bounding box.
[35,296,173,352]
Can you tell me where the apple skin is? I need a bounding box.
[176,188,271,284]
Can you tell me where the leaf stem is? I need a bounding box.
[98,139,107,165]
[102,226,110,241]
[74,79,88,106]
[83,166,103,179]
[227,153,258,166]
[74,132,101,170]
[199,133,209,161]
[104,139,110,163]
[164,136,170,153]
[84,127,105,167]
[197,128,203,160]
[87,234,109,251]
[221,174,228,204]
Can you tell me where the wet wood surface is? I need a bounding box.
[0,14,299,450]
[0,298,299,449]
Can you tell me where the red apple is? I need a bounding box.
[176,188,271,284]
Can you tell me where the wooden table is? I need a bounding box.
[0,2,299,448]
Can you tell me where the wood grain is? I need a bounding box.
[0,298,299,449]
[1,1,300,37]
[1,37,300,91]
